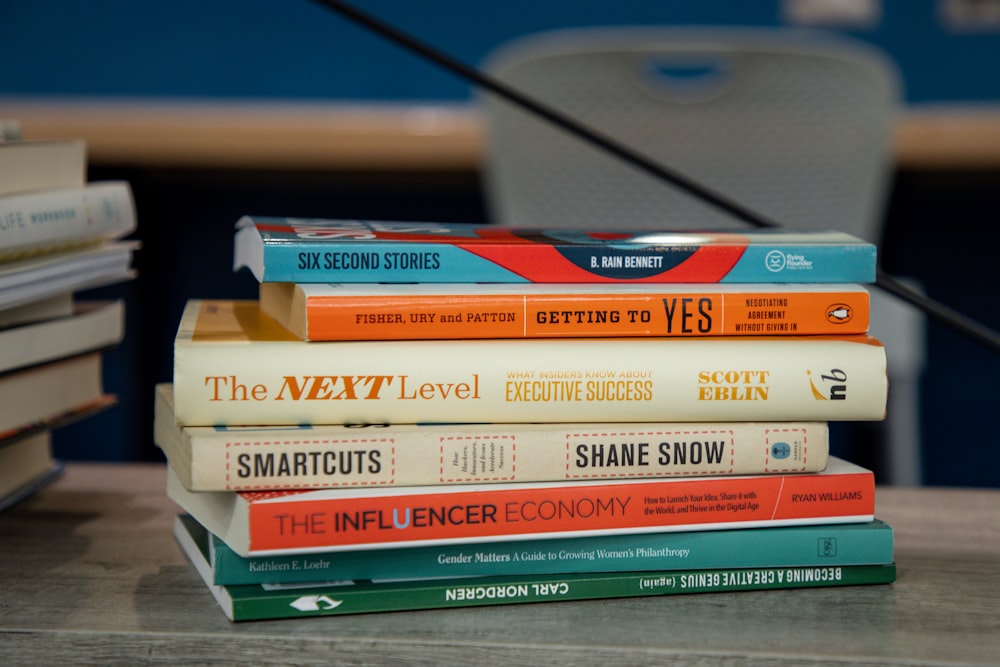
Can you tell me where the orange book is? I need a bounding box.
[260,282,870,341]
[167,456,874,557]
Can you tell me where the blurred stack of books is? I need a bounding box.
[0,121,137,510]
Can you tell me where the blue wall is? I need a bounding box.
[3,1,999,486]
[2,0,998,103]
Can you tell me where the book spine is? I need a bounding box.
[0,140,86,197]
[228,564,897,621]
[251,240,876,284]
[0,353,105,435]
[1,300,125,375]
[174,316,888,426]
[167,420,827,491]
[276,285,870,340]
[210,519,893,585]
[0,182,135,259]
[236,219,877,284]
[241,467,874,553]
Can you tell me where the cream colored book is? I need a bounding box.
[0,292,74,328]
[0,139,85,197]
[0,352,106,435]
[154,384,828,491]
[0,300,124,374]
[0,431,61,511]
[172,300,888,427]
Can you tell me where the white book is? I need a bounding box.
[0,431,62,512]
[0,292,74,328]
[0,242,137,311]
[0,352,107,436]
[0,139,86,197]
[0,181,135,261]
[172,300,889,427]
[0,300,124,374]
[154,384,829,492]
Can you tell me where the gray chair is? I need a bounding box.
[479,27,924,484]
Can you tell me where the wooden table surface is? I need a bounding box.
[1,463,998,666]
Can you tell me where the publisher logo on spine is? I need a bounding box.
[765,250,787,272]
[765,250,814,273]
[818,538,838,557]
[826,303,853,325]
[770,442,791,459]
[807,369,848,401]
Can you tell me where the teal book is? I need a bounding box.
[175,515,896,621]
[233,217,877,284]
[196,514,893,586]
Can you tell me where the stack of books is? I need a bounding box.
[0,125,137,510]
[160,218,895,621]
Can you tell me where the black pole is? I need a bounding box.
[312,0,1000,352]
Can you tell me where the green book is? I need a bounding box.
[200,513,894,585]
[175,515,896,622]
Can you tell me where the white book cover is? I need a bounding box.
[0,181,135,261]
[154,384,829,491]
[0,242,137,311]
[0,139,86,197]
[0,300,125,374]
[173,300,888,426]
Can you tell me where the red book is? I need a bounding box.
[167,457,874,557]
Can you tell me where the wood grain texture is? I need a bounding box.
[1,463,997,666]
[4,98,999,170]
[1,99,481,171]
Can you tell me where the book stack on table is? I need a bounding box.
[159,219,895,621]
[0,125,137,511]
